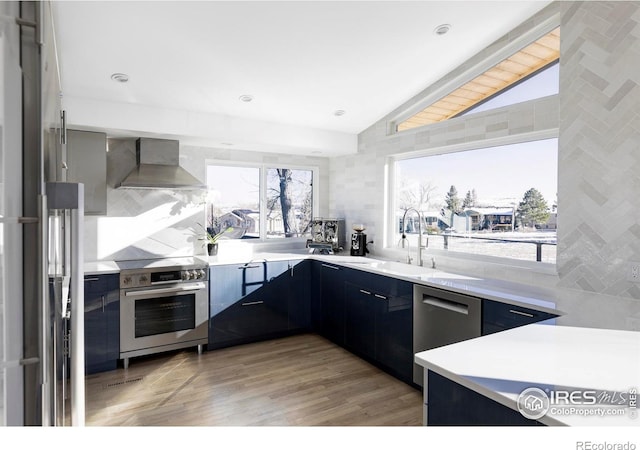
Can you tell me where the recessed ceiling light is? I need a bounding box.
[239,94,254,102]
[334,110,346,116]
[111,73,129,83]
[434,24,451,36]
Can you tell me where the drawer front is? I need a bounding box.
[483,300,556,335]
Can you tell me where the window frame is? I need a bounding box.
[385,129,559,269]
[205,159,320,242]
[389,14,560,135]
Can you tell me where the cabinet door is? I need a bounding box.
[427,370,543,426]
[482,299,557,335]
[288,260,311,330]
[104,275,120,363]
[345,281,376,360]
[319,262,347,346]
[310,261,323,331]
[66,129,107,215]
[374,278,413,383]
[343,270,413,383]
[210,263,259,345]
[209,262,290,346]
[261,260,292,334]
[84,273,119,374]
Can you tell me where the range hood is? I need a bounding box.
[116,138,206,189]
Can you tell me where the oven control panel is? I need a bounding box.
[180,269,207,281]
[121,268,208,288]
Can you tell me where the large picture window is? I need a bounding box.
[206,163,315,240]
[393,138,558,263]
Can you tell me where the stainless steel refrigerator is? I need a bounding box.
[1,1,85,426]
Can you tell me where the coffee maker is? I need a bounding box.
[350,224,369,256]
[308,218,346,254]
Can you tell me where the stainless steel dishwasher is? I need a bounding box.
[413,284,482,386]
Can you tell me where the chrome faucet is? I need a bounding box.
[400,207,427,266]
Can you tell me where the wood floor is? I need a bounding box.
[84,333,423,426]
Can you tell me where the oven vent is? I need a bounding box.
[104,376,144,389]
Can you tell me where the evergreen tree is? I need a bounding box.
[517,188,550,228]
[445,185,462,214]
[462,190,475,209]
[444,186,462,230]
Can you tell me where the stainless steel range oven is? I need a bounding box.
[117,257,209,368]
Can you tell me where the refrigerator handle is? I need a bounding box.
[70,185,84,426]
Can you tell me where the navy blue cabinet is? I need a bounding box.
[427,370,543,426]
[207,256,558,390]
[288,260,311,330]
[344,270,413,383]
[482,299,557,335]
[375,277,413,383]
[209,260,310,348]
[318,262,348,346]
[84,273,119,374]
[345,281,377,360]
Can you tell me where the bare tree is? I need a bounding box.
[398,179,437,212]
[277,169,297,237]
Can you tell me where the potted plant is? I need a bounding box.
[198,220,232,256]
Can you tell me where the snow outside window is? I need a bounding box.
[206,164,314,240]
[394,138,558,263]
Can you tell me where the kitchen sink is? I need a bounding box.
[344,259,434,278]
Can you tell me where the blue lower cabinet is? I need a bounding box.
[207,257,559,391]
[345,281,377,360]
[482,299,558,335]
[318,262,348,346]
[344,270,413,383]
[84,273,120,374]
[375,281,413,383]
[427,370,543,426]
[288,260,311,331]
[209,260,310,348]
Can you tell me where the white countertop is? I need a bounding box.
[415,324,640,426]
[311,254,561,315]
[84,251,563,315]
[84,260,120,275]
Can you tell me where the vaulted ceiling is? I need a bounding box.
[52,1,553,155]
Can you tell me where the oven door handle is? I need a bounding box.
[124,282,207,298]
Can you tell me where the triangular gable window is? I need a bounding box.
[396,27,560,132]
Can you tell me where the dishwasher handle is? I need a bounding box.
[422,296,469,315]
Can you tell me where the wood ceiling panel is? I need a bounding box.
[397,27,560,132]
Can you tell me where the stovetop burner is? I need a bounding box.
[116,256,209,272]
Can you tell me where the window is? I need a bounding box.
[396,27,560,132]
[459,62,559,116]
[392,138,558,263]
[206,163,316,240]
[266,168,314,239]
[206,165,260,239]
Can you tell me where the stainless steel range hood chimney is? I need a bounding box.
[116,138,206,189]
